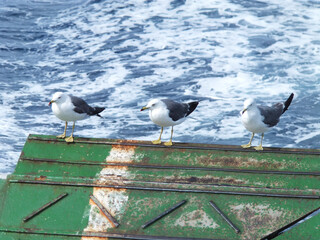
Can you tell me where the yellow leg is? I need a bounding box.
[65,122,75,143]
[57,122,67,139]
[241,132,254,148]
[254,133,264,151]
[164,126,174,146]
[152,127,163,144]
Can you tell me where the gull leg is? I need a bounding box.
[57,122,67,139]
[152,127,163,144]
[241,132,254,148]
[65,121,75,143]
[254,133,264,151]
[164,126,174,146]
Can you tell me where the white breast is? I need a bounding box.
[241,108,269,133]
[149,107,185,127]
[52,100,88,122]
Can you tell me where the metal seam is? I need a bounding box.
[9,180,320,199]
[20,157,320,176]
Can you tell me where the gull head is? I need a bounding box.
[140,99,162,111]
[241,98,256,115]
[49,92,68,106]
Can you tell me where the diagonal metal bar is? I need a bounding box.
[23,193,68,222]
[261,206,320,240]
[142,200,187,229]
[90,195,120,228]
[209,200,240,234]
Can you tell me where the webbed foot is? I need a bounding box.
[152,139,161,144]
[254,145,263,151]
[65,136,74,143]
[241,143,251,149]
[57,133,66,139]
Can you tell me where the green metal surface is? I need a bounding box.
[276,209,320,240]
[0,134,319,239]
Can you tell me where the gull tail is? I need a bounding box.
[90,107,105,117]
[282,93,294,114]
[186,101,199,117]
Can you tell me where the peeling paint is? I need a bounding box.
[84,188,128,232]
[230,203,285,239]
[4,135,319,239]
[82,145,135,237]
[174,209,220,229]
[105,144,136,163]
[81,237,108,240]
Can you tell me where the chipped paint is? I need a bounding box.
[2,135,319,239]
[174,209,220,229]
[105,144,136,163]
[82,144,136,239]
[84,188,128,232]
[230,203,285,239]
[82,238,108,240]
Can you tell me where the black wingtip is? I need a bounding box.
[282,93,294,114]
[186,101,199,116]
[92,107,105,116]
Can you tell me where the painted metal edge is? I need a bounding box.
[27,134,320,155]
[0,228,225,240]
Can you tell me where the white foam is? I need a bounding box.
[1,0,320,175]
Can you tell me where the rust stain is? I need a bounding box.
[117,139,139,144]
[81,237,108,240]
[106,144,136,163]
[34,176,47,181]
[84,188,128,233]
[83,144,134,235]
[197,155,284,169]
[159,175,247,186]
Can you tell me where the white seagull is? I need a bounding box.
[141,99,199,146]
[49,92,105,142]
[240,93,294,150]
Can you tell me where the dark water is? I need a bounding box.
[0,0,319,176]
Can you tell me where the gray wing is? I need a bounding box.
[258,103,284,127]
[162,99,189,121]
[70,95,93,115]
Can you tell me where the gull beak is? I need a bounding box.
[48,100,54,106]
[241,108,247,115]
[140,106,148,111]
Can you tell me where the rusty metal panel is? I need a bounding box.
[0,134,319,239]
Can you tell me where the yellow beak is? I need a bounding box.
[48,100,55,106]
[241,108,247,114]
[140,106,148,111]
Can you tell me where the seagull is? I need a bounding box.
[49,92,105,142]
[240,93,294,150]
[141,99,199,146]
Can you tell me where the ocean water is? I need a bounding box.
[0,0,320,177]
